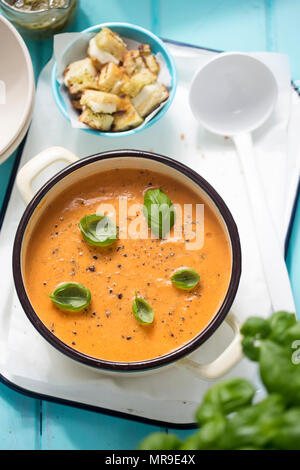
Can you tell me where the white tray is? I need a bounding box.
[0,39,299,427]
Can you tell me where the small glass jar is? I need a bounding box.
[0,0,78,39]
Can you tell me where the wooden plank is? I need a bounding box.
[0,152,18,217]
[158,0,267,51]
[157,0,268,444]
[267,0,300,79]
[36,0,164,450]
[0,382,39,450]
[286,198,300,316]
[40,401,165,450]
[68,0,152,32]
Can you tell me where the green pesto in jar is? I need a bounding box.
[2,0,77,36]
[6,0,67,11]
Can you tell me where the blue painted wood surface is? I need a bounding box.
[0,0,299,450]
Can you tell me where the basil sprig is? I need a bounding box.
[79,214,117,247]
[143,188,175,238]
[171,267,200,290]
[49,282,91,312]
[132,293,154,324]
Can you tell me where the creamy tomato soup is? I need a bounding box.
[24,168,231,362]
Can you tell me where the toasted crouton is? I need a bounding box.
[139,44,160,75]
[144,54,160,75]
[139,44,152,55]
[112,98,143,131]
[71,99,83,112]
[79,108,114,131]
[88,27,127,68]
[88,36,120,70]
[123,50,145,76]
[121,68,157,98]
[63,58,99,96]
[80,90,121,114]
[123,46,160,77]
[132,83,169,117]
[98,62,127,95]
[95,27,127,61]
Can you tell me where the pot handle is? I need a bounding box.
[16,146,79,205]
[176,311,242,380]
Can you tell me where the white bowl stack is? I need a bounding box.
[0,15,35,165]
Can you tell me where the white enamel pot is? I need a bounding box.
[13,147,242,379]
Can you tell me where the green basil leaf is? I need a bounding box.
[143,188,175,238]
[270,407,300,450]
[196,378,256,425]
[180,417,227,450]
[259,340,300,406]
[241,336,261,362]
[79,214,117,247]
[138,432,181,450]
[49,282,91,312]
[240,317,271,339]
[171,267,200,290]
[268,311,297,344]
[132,293,154,324]
[224,394,285,449]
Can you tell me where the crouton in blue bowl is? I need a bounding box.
[52,22,177,137]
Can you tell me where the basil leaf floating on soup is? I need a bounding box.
[79,214,117,247]
[49,282,91,312]
[143,188,175,238]
[171,268,200,291]
[132,293,154,324]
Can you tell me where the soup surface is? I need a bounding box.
[24,168,231,362]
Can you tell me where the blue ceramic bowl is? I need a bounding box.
[51,22,177,137]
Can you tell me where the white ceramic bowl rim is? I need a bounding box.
[0,77,35,165]
[0,15,34,156]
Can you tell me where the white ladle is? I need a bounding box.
[189,52,295,313]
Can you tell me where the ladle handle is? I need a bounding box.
[233,133,295,313]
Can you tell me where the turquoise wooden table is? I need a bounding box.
[0,0,299,450]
